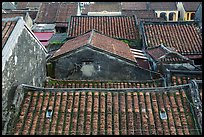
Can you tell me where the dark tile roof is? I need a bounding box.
[81,2,121,14]
[35,2,60,23]
[67,16,139,40]
[16,2,41,9]
[138,17,165,23]
[13,87,200,135]
[149,2,177,11]
[121,2,148,10]
[49,33,67,43]
[55,3,78,27]
[2,2,16,10]
[182,2,201,12]
[2,13,26,20]
[9,10,38,20]
[143,22,202,56]
[16,2,28,9]
[146,45,192,64]
[2,19,17,49]
[122,10,156,19]
[35,2,77,26]
[53,30,136,63]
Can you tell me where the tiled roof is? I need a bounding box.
[45,77,164,88]
[35,2,78,26]
[121,2,148,10]
[81,2,121,14]
[13,88,200,135]
[16,2,41,9]
[2,19,17,49]
[49,33,67,43]
[9,10,38,20]
[143,22,202,56]
[138,17,165,23]
[146,45,192,64]
[67,16,139,40]
[53,30,136,63]
[149,2,177,11]
[182,2,201,12]
[122,10,156,19]
[171,75,202,86]
[2,13,26,20]
[55,3,78,27]
[35,2,60,23]
[16,2,28,9]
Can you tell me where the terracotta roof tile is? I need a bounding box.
[143,22,202,57]
[13,88,200,135]
[146,44,192,63]
[2,20,17,49]
[53,30,136,63]
[9,10,38,20]
[182,2,201,12]
[122,10,156,18]
[67,16,139,40]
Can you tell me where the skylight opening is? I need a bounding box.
[160,109,167,120]
[46,109,53,118]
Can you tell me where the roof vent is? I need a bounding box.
[160,109,167,120]
[46,109,53,118]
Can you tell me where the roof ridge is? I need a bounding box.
[88,29,95,45]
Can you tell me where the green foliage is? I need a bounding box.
[49,40,64,45]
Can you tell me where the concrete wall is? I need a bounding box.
[2,26,47,134]
[51,46,160,81]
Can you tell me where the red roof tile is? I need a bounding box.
[2,20,17,49]
[146,45,192,64]
[182,2,201,12]
[53,30,136,62]
[13,88,200,135]
[33,32,54,41]
[143,22,202,57]
[121,2,148,10]
[67,16,139,40]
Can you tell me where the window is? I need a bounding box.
[191,13,195,20]
[160,12,167,21]
[169,12,175,21]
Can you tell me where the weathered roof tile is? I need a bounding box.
[67,16,139,40]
